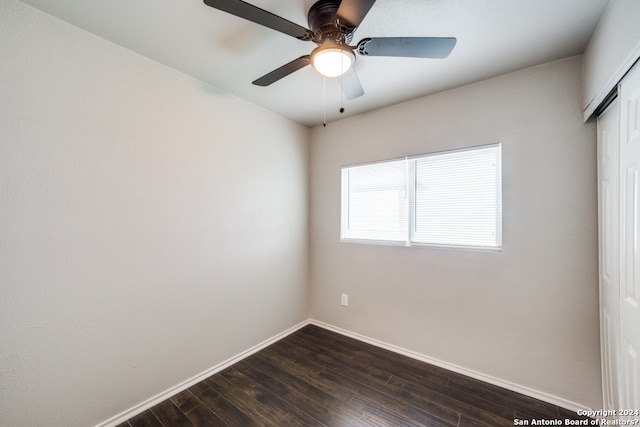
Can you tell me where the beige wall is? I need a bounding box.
[309,56,601,409]
[1,0,604,423]
[583,0,640,119]
[0,1,308,426]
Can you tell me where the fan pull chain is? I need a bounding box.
[323,75,327,127]
[340,73,344,113]
[340,54,344,114]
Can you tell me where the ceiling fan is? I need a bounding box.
[203,0,457,100]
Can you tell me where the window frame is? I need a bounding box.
[340,144,502,251]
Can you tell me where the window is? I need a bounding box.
[341,144,502,250]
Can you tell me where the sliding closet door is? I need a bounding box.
[619,62,640,411]
[598,100,620,411]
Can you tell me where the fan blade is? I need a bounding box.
[252,55,311,86]
[341,67,364,99]
[336,0,376,29]
[356,37,457,58]
[203,0,313,40]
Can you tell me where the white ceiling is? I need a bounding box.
[20,0,610,127]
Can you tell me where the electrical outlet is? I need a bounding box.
[341,293,349,307]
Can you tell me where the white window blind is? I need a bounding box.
[341,144,502,250]
[412,146,501,248]
[341,159,408,243]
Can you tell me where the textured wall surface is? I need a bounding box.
[309,56,601,409]
[0,0,605,423]
[583,0,640,117]
[0,1,308,426]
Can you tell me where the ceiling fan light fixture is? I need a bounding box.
[311,41,355,78]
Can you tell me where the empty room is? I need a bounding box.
[1,0,640,426]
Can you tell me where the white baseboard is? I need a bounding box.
[309,319,592,414]
[96,318,591,426]
[95,319,311,427]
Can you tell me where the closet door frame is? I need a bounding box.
[597,60,640,414]
[597,99,621,412]
[618,61,640,413]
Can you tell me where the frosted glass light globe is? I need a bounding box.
[311,42,354,77]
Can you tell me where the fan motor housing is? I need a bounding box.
[308,0,352,44]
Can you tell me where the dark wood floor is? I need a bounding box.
[117,325,590,427]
